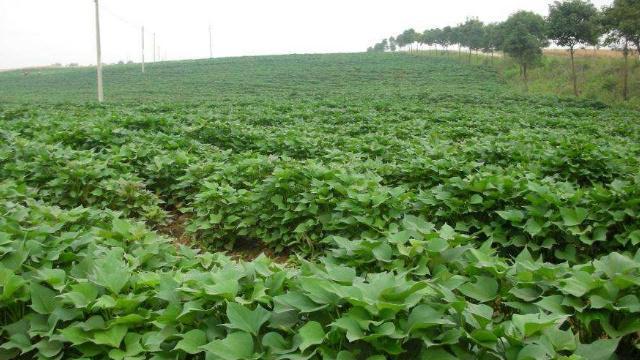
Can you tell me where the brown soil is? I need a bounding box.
[228,237,291,264]
[157,212,192,246]
[157,210,290,264]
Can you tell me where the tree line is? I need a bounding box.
[368,0,640,100]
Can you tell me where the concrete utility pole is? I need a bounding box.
[141,26,145,73]
[209,24,213,58]
[94,0,104,102]
[153,33,156,62]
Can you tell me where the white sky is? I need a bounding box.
[0,0,612,70]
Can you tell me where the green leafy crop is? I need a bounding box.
[0,53,639,358]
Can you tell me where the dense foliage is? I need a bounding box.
[1,53,640,358]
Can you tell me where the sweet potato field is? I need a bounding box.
[1,53,639,359]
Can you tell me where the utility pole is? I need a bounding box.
[141,26,145,73]
[153,33,156,62]
[94,0,104,102]
[209,24,213,58]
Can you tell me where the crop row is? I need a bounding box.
[2,107,639,263]
[1,181,639,359]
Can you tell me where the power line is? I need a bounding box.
[88,2,221,102]
[101,5,154,72]
[92,3,221,66]
[101,4,141,30]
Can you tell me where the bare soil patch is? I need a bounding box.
[157,210,290,264]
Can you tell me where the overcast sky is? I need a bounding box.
[0,0,612,70]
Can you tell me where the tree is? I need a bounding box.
[435,26,454,54]
[602,0,640,101]
[501,11,549,90]
[367,39,388,52]
[481,23,502,61]
[420,29,436,52]
[547,0,601,97]
[388,37,398,52]
[395,32,407,50]
[451,25,464,58]
[382,38,389,51]
[407,28,419,51]
[604,0,640,51]
[397,28,419,52]
[441,26,455,55]
[460,18,485,62]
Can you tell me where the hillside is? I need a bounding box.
[0,53,505,103]
[1,53,640,359]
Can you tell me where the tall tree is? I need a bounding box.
[431,29,444,53]
[398,28,419,52]
[501,11,549,90]
[388,37,397,52]
[436,26,454,54]
[442,26,456,51]
[368,39,388,52]
[461,18,486,62]
[481,23,502,61]
[547,0,601,97]
[451,25,464,58]
[421,29,436,53]
[602,0,640,101]
[381,38,389,51]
